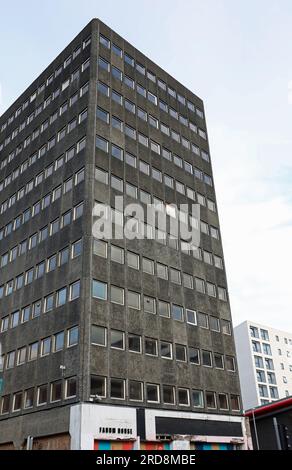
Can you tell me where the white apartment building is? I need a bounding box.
[234,321,292,410]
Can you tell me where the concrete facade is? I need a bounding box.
[235,320,292,410]
[0,19,242,448]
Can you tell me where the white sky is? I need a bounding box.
[1,0,292,331]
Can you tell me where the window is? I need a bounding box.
[138,133,148,147]
[270,387,279,399]
[164,174,174,188]
[65,377,77,399]
[17,347,26,365]
[54,331,65,352]
[111,144,123,160]
[98,57,109,71]
[77,137,86,153]
[176,344,186,362]
[70,280,80,300]
[11,311,20,328]
[50,218,60,235]
[128,291,140,310]
[158,301,170,318]
[252,341,261,353]
[15,274,24,290]
[163,385,175,404]
[230,395,240,411]
[21,306,30,323]
[125,152,137,167]
[144,296,156,314]
[218,287,227,301]
[96,135,109,153]
[32,300,42,318]
[129,381,143,401]
[222,320,231,335]
[56,287,67,307]
[53,186,62,201]
[145,338,157,356]
[68,326,79,347]
[183,273,193,289]
[172,304,183,322]
[137,83,146,98]
[92,280,107,299]
[206,391,216,409]
[29,342,38,361]
[110,285,124,305]
[126,182,138,198]
[72,239,82,259]
[156,263,168,280]
[110,379,125,399]
[100,34,110,48]
[47,254,57,272]
[186,309,197,326]
[1,316,9,332]
[112,116,123,131]
[112,66,122,81]
[214,353,224,369]
[210,316,220,332]
[1,395,10,414]
[128,334,141,353]
[178,388,190,407]
[98,81,109,96]
[259,384,268,398]
[13,392,22,412]
[6,351,15,369]
[254,356,264,368]
[142,258,154,275]
[112,89,122,104]
[265,358,274,370]
[160,341,172,359]
[218,393,229,410]
[112,43,122,57]
[91,325,106,346]
[197,312,208,329]
[97,107,109,123]
[125,98,135,112]
[60,247,70,265]
[135,62,145,75]
[192,390,204,408]
[170,268,181,285]
[226,356,235,372]
[63,178,73,194]
[24,388,34,409]
[51,381,62,402]
[37,385,48,405]
[125,124,136,139]
[146,384,159,403]
[92,235,108,258]
[148,91,157,105]
[139,160,150,175]
[263,343,272,355]
[41,337,51,357]
[256,370,266,382]
[202,350,212,367]
[195,277,205,294]
[110,330,124,349]
[138,107,147,121]
[90,375,106,398]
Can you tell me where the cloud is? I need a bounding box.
[0,82,3,115]
[210,123,292,332]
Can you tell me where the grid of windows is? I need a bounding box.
[92,244,227,302]
[0,33,91,146]
[88,374,240,410]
